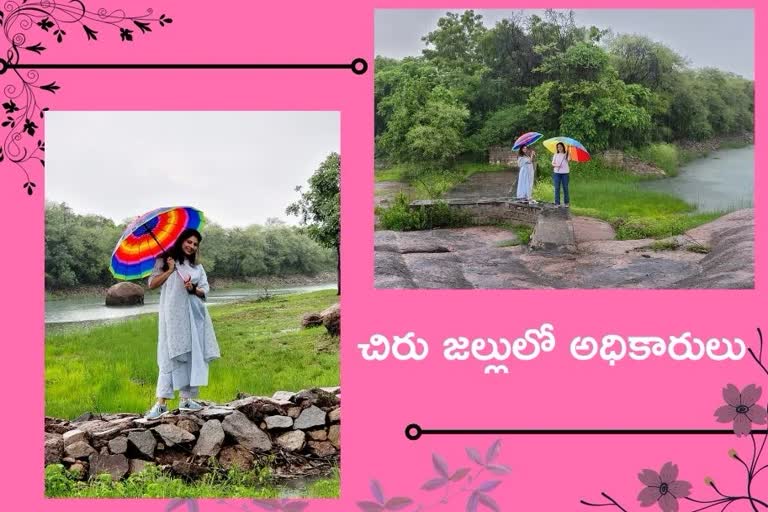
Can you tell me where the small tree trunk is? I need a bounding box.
[336,244,341,295]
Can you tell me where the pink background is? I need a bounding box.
[0,0,764,510]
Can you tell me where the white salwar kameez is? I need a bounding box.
[516,156,535,200]
[149,259,220,399]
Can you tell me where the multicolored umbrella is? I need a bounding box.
[110,206,205,280]
[542,136,591,162]
[512,131,544,151]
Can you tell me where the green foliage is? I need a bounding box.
[377,193,472,231]
[45,463,339,498]
[46,290,339,419]
[630,143,681,176]
[375,10,753,158]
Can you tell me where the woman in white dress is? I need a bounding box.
[144,228,220,419]
[516,145,536,202]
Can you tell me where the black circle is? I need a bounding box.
[736,405,749,414]
[351,58,368,75]
[405,423,422,440]
[0,59,8,75]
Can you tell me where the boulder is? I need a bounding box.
[193,420,225,457]
[293,405,327,430]
[276,431,306,452]
[108,436,128,454]
[127,430,156,459]
[65,441,97,460]
[217,445,254,471]
[320,303,340,336]
[45,433,64,465]
[129,459,150,474]
[308,441,336,457]
[105,282,145,306]
[176,418,201,435]
[329,407,341,423]
[221,411,272,452]
[308,429,327,441]
[89,453,129,481]
[265,415,293,430]
[328,424,340,448]
[69,462,87,480]
[272,391,295,402]
[63,429,87,447]
[301,313,323,328]
[152,424,196,446]
[172,461,209,480]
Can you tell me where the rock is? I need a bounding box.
[63,429,87,447]
[221,411,272,452]
[265,415,293,430]
[218,445,254,471]
[293,405,326,430]
[127,430,156,459]
[172,461,209,480]
[62,457,77,464]
[89,453,129,481]
[45,433,64,465]
[177,418,201,435]
[320,303,340,336]
[301,313,323,328]
[320,386,341,395]
[100,447,110,455]
[294,388,338,408]
[199,407,235,419]
[276,431,306,452]
[194,420,225,457]
[152,424,196,446]
[129,459,150,474]
[230,397,282,422]
[108,436,128,454]
[155,449,187,467]
[329,407,340,423]
[287,407,302,419]
[105,282,145,306]
[328,425,340,448]
[73,412,95,423]
[308,441,336,457]
[272,391,295,402]
[308,430,327,441]
[45,417,71,435]
[529,207,576,253]
[65,441,97,460]
[69,462,87,480]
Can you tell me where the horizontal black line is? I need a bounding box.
[11,63,351,69]
[422,429,764,435]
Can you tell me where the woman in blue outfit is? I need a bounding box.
[551,142,570,207]
[144,228,220,419]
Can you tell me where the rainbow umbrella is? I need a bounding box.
[542,136,591,162]
[110,206,205,280]
[512,131,544,151]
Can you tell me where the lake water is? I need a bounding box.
[45,283,336,324]
[640,146,753,212]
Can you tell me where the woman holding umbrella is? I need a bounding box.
[516,145,536,203]
[551,142,570,207]
[144,227,220,419]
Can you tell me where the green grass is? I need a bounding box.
[45,463,340,498]
[45,290,340,419]
[649,240,681,251]
[376,193,473,231]
[375,162,507,199]
[627,143,681,176]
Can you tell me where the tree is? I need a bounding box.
[286,153,341,295]
[422,10,487,71]
[607,34,685,91]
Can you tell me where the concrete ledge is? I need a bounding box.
[409,197,549,226]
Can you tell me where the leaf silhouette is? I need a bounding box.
[485,440,501,464]
[370,480,385,504]
[385,497,413,510]
[478,493,500,512]
[358,501,384,512]
[476,480,501,493]
[37,17,54,31]
[486,464,511,475]
[283,502,309,512]
[120,27,133,41]
[466,447,483,465]
[450,467,471,482]
[134,20,152,33]
[40,82,60,93]
[432,453,450,478]
[24,43,45,54]
[421,477,449,490]
[466,492,480,512]
[83,25,98,40]
[158,14,173,26]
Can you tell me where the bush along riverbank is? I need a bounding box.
[375,135,751,239]
[44,388,341,498]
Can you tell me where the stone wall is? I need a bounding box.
[44,387,340,482]
[488,146,518,166]
[410,198,542,226]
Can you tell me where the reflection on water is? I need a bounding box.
[640,146,753,212]
[45,284,335,324]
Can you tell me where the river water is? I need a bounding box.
[45,283,336,324]
[640,146,753,212]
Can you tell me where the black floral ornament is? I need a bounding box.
[0,1,172,194]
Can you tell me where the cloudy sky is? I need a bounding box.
[45,111,340,228]
[375,9,754,79]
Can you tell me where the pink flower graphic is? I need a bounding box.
[714,384,768,437]
[637,462,691,512]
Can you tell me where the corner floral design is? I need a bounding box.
[637,462,691,512]
[714,384,767,437]
[0,1,172,194]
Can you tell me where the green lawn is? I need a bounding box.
[375,162,507,199]
[45,290,340,419]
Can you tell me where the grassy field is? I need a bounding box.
[375,161,507,199]
[45,290,340,419]
[45,463,340,498]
